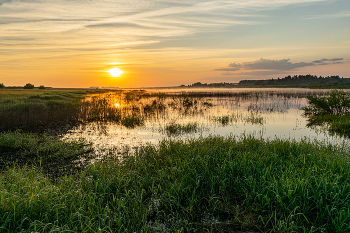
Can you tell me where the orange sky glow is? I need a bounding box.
[0,0,349,88]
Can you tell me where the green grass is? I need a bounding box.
[0,130,93,178]
[0,89,109,131]
[1,135,350,232]
[165,122,199,135]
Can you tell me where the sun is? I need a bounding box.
[108,68,124,77]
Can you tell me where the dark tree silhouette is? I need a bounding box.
[23,83,34,89]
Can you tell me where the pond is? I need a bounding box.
[63,88,348,153]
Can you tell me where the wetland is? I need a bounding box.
[1,88,350,232]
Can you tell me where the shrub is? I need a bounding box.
[0,83,4,88]
[303,89,350,116]
[23,83,34,89]
[38,85,45,89]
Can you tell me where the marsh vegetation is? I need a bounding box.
[1,88,350,232]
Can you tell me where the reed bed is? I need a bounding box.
[1,135,350,232]
[1,89,310,132]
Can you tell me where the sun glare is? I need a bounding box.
[108,68,124,77]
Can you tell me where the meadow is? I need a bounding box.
[1,88,350,232]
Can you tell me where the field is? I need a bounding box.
[1,88,350,232]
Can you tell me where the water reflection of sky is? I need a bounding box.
[63,88,348,153]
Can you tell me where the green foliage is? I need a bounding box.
[121,116,144,128]
[245,114,265,125]
[211,115,234,125]
[303,90,350,136]
[1,136,350,232]
[23,83,34,89]
[165,122,198,135]
[0,83,4,88]
[0,130,93,177]
[303,89,350,115]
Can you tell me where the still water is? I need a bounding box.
[63,88,347,152]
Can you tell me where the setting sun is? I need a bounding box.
[108,68,124,77]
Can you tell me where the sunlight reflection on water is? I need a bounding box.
[63,88,348,153]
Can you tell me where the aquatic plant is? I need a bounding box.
[0,130,93,177]
[303,89,350,136]
[303,89,350,115]
[245,114,265,125]
[121,116,144,128]
[164,122,198,135]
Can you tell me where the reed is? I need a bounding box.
[165,122,199,135]
[0,130,93,178]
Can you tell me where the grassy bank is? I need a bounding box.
[0,131,94,178]
[1,135,350,232]
[0,89,108,131]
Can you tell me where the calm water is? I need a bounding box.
[63,88,348,152]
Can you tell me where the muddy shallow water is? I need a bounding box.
[63,88,348,152]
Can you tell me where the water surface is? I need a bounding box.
[63,88,348,152]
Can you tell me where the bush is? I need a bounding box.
[0,83,4,88]
[23,83,34,89]
[38,85,45,89]
[303,89,350,115]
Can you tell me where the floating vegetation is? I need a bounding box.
[121,116,145,128]
[164,122,199,135]
[245,114,265,125]
[210,115,237,125]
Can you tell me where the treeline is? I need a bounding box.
[181,82,238,88]
[0,83,47,89]
[238,74,350,86]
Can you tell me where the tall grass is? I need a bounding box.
[1,135,350,232]
[164,122,199,135]
[0,89,108,131]
[0,130,93,178]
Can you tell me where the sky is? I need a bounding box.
[0,0,349,88]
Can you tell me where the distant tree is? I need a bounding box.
[0,83,4,88]
[38,85,46,89]
[23,83,34,89]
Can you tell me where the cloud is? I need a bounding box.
[239,70,287,76]
[312,58,343,63]
[214,58,314,73]
[221,71,235,75]
[0,0,11,6]
[241,58,314,70]
[214,67,240,71]
[215,57,346,76]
